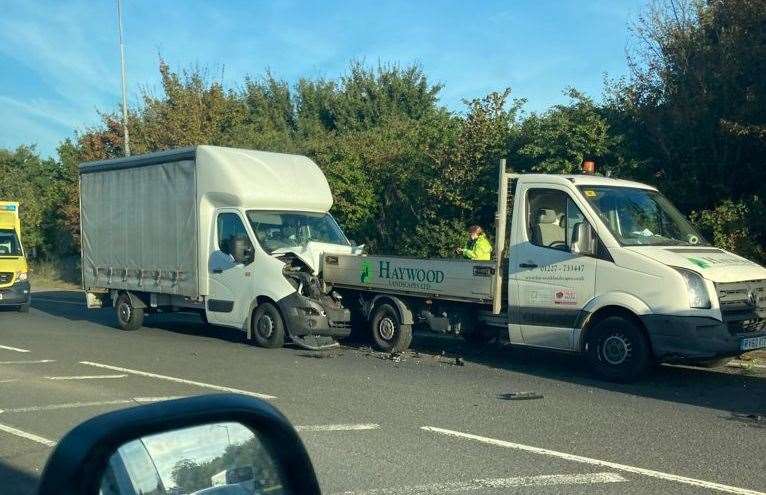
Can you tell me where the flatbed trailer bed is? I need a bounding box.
[323,253,497,304]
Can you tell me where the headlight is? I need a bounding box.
[16,272,28,282]
[673,267,710,309]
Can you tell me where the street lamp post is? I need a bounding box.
[116,0,130,156]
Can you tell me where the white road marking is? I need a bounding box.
[80,361,277,399]
[0,345,30,353]
[0,359,55,364]
[0,422,56,447]
[44,374,127,380]
[422,426,766,495]
[296,423,380,432]
[33,298,85,306]
[0,379,20,383]
[333,472,627,494]
[0,396,182,414]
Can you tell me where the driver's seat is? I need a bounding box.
[534,209,565,247]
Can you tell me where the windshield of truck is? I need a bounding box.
[246,211,350,254]
[0,229,22,256]
[578,186,708,246]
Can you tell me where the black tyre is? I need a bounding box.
[585,316,651,382]
[17,303,29,313]
[251,302,285,348]
[371,304,413,353]
[115,293,144,331]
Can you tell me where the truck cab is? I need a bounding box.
[0,201,30,312]
[506,173,766,379]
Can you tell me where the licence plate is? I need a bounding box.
[741,336,766,351]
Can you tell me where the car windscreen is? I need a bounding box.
[246,211,350,254]
[578,186,708,246]
[0,229,22,256]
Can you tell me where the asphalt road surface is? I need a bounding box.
[1,289,764,495]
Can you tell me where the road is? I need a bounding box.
[1,289,764,495]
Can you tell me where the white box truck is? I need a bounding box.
[323,161,766,381]
[80,146,361,348]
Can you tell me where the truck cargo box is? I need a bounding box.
[323,253,496,303]
[80,146,332,299]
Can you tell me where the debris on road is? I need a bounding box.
[498,391,544,401]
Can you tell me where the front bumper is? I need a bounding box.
[0,280,31,306]
[641,314,766,362]
[277,293,352,338]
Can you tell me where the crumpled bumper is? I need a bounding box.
[0,280,31,306]
[277,292,352,338]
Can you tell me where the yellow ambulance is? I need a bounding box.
[0,201,30,312]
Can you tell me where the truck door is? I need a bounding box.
[207,210,255,326]
[509,185,597,350]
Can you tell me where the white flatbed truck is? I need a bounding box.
[324,160,766,381]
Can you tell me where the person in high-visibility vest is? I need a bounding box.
[457,225,492,260]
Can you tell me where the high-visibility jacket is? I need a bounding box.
[462,233,492,260]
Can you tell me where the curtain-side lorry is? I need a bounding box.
[0,201,31,312]
[80,146,361,348]
[323,161,766,381]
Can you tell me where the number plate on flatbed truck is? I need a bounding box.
[741,335,766,351]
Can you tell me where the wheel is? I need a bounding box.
[585,316,651,382]
[690,357,733,368]
[115,293,144,331]
[17,303,29,313]
[370,304,413,353]
[251,302,285,348]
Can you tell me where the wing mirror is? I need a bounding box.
[571,222,597,256]
[38,394,320,495]
[232,237,255,265]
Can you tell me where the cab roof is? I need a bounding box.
[516,173,657,191]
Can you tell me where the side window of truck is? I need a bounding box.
[217,213,249,256]
[527,189,586,251]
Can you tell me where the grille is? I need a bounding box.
[716,280,766,333]
[0,272,12,284]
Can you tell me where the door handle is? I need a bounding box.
[212,269,223,274]
[519,262,538,269]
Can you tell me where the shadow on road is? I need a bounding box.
[0,460,38,495]
[30,290,247,344]
[405,333,766,416]
[31,290,766,416]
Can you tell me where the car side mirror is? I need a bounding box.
[571,222,597,256]
[38,394,320,495]
[232,237,255,265]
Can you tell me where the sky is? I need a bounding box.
[0,0,647,158]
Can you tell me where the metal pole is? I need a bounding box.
[492,159,509,315]
[117,0,130,156]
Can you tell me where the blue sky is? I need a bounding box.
[0,0,646,158]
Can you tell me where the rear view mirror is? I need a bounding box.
[571,222,597,256]
[38,394,320,495]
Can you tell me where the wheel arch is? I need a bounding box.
[245,295,284,339]
[367,294,414,325]
[578,305,653,356]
